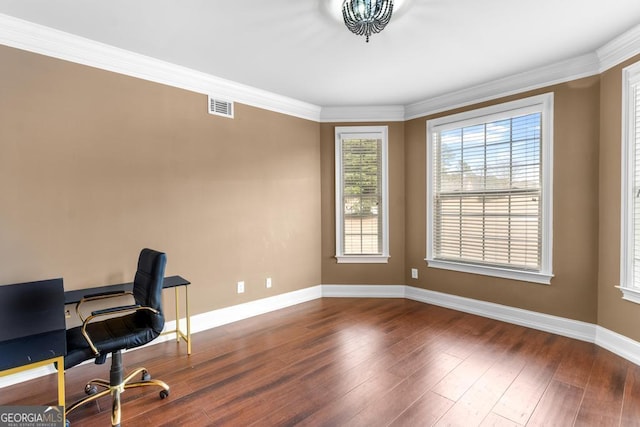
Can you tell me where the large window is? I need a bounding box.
[620,61,640,304]
[335,126,389,263]
[426,94,553,284]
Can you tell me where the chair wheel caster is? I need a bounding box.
[159,389,169,399]
[141,370,151,381]
[84,384,98,395]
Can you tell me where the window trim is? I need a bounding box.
[335,126,390,264]
[425,93,554,284]
[619,61,640,304]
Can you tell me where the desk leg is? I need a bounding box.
[174,287,180,344]
[172,285,191,355]
[0,357,65,409]
[161,285,192,355]
[56,356,65,407]
[185,285,191,355]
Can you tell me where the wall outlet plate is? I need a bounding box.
[237,281,245,293]
[411,268,418,279]
[266,277,272,288]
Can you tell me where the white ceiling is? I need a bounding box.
[0,0,639,109]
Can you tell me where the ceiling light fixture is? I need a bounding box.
[342,0,394,43]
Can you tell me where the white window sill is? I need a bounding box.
[617,286,640,305]
[336,255,390,264]
[425,258,553,285]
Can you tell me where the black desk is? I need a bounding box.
[0,278,66,407]
[64,275,191,354]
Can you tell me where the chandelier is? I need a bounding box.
[342,0,394,43]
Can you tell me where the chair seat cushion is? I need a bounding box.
[64,313,162,369]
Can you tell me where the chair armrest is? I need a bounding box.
[91,304,141,316]
[75,291,134,322]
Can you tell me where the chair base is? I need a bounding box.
[65,351,169,427]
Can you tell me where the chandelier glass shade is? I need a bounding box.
[342,0,394,42]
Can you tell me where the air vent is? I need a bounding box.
[208,96,234,118]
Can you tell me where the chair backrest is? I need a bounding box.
[132,248,167,334]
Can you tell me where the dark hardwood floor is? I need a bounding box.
[2,298,639,426]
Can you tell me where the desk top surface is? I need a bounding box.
[64,275,189,305]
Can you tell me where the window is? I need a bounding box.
[620,61,640,304]
[426,94,554,284]
[335,126,389,263]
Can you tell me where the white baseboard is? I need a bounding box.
[324,284,597,343]
[322,284,405,298]
[185,285,322,334]
[326,284,640,366]
[596,326,640,366]
[404,286,597,343]
[2,283,639,389]
[0,365,54,389]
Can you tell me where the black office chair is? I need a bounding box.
[64,248,170,427]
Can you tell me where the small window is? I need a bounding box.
[426,94,554,284]
[620,61,640,304]
[335,126,389,263]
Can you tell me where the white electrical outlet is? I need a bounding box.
[266,277,272,288]
[237,281,245,293]
[411,268,418,279]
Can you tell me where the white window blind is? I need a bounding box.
[342,138,383,254]
[620,61,640,304]
[434,113,541,269]
[427,94,553,284]
[632,81,640,290]
[335,126,389,263]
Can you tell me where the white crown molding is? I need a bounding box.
[597,23,640,73]
[405,24,640,121]
[0,13,321,122]
[404,53,600,120]
[320,105,405,123]
[2,283,639,389]
[2,13,640,124]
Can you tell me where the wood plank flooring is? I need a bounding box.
[1,298,639,426]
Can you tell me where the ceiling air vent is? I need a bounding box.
[208,96,234,118]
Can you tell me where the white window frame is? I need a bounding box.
[335,126,390,263]
[619,61,640,304]
[426,93,554,284]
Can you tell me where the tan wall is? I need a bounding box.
[4,39,640,342]
[598,54,640,341]
[0,45,322,319]
[320,122,405,285]
[403,77,601,323]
